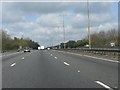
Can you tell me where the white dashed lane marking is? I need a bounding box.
[10,63,16,67]
[54,57,58,59]
[22,57,24,60]
[63,62,70,66]
[95,81,113,90]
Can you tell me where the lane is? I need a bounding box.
[49,50,118,89]
[2,51,24,62]
[2,51,32,69]
[3,50,102,88]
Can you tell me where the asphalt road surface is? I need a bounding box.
[2,50,119,89]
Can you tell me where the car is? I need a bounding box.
[24,48,30,52]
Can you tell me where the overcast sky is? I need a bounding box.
[1,1,118,47]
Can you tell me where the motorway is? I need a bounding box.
[2,50,119,89]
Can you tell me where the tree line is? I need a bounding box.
[90,29,118,48]
[1,28,118,50]
[2,30,40,51]
[53,29,118,49]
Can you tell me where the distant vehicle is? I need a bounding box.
[38,46,41,50]
[38,46,45,50]
[41,46,45,50]
[85,44,89,48]
[24,48,30,52]
[47,48,50,50]
[110,43,115,47]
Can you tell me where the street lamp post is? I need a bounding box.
[87,0,91,49]
[57,26,61,49]
[62,15,66,49]
[60,15,66,49]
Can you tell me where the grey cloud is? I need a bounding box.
[36,14,60,27]
[70,13,113,29]
[2,2,114,25]
[2,12,24,23]
[3,2,113,15]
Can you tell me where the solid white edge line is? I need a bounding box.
[95,81,113,90]
[2,52,23,57]
[55,50,119,63]
[66,52,82,56]
[10,63,16,67]
[63,62,70,66]
[84,55,119,63]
